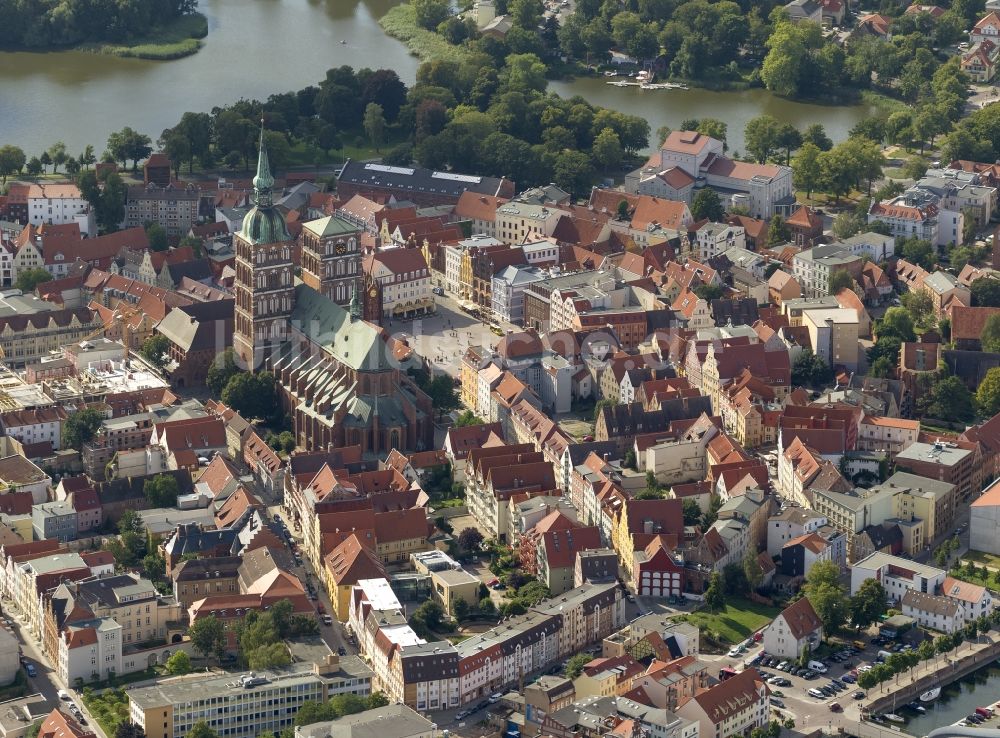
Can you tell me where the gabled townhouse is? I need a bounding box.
[857,415,919,458]
[611,498,684,582]
[940,576,995,624]
[762,597,824,660]
[675,668,768,738]
[901,590,962,633]
[573,655,645,700]
[464,445,555,541]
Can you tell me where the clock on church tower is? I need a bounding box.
[363,274,383,323]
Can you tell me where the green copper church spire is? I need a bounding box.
[253,119,274,208]
[349,280,361,320]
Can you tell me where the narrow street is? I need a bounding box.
[4,607,107,738]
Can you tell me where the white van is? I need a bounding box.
[808,660,828,673]
[808,688,826,699]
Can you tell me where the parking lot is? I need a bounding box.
[710,632,928,732]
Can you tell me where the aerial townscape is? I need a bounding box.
[11,3,1000,738]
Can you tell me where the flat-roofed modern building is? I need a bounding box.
[128,659,374,738]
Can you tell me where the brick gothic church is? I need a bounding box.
[233,128,433,458]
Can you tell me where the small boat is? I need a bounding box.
[884,714,905,723]
[604,71,617,77]
[920,688,941,702]
[907,702,926,713]
[340,39,347,44]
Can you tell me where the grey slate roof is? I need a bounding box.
[338,159,510,199]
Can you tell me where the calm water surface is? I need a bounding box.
[0,0,874,157]
[0,0,420,154]
[550,77,876,155]
[893,661,1000,737]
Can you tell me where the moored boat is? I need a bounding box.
[884,714,905,723]
[920,687,941,702]
[907,702,926,713]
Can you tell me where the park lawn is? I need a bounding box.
[949,566,995,589]
[793,189,868,208]
[285,129,410,168]
[963,550,1000,570]
[679,598,780,645]
[558,418,595,441]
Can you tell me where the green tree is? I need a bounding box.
[745,115,781,163]
[829,270,856,294]
[702,494,723,528]
[552,150,594,196]
[207,349,241,395]
[768,215,791,246]
[973,277,1000,307]
[691,188,724,221]
[705,571,726,612]
[221,372,278,421]
[25,157,42,176]
[564,652,592,680]
[144,474,180,508]
[189,616,226,661]
[981,314,1000,353]
[850,578,888,630]
[62,407,104,450]
[793,142,822,198]
[48,142,68,173]
[454,410,485,427]
[591,127,623,170]
[247,643,291,670]
[977,367,1000,417]
[452,596,470,620]
[458,527,484,552]
[413,0,451,29]
[900,237,935,270]
[802,559,847,634]
[39,152,51,173]
[165,651,192,675]
[186,721,218,738]
[743,547,763,593]
[878,307,917,342]
[95,172,127,233]
[363,103,387,151]
[921,375,975,422]
[366,693,390,710]
[831,210,865,239]
[791,349,832,387]
[682,499,702,526]
[107,127,152,170]
[0,146,26,183]
[140,334,171,371]
[145,222,168,252]
[15,268,53,294]
[901,290,934,329]
[802,124,833,151]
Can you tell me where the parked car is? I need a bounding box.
[58,690,71,701]
[770,698,785,708]
[830,703,843,713]
[433,287,445,296]
[337,646,347,656]
[728,646,743,657]
[853,691,866,700]
[24,664,35,677]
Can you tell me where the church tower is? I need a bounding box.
[233,124,296,370]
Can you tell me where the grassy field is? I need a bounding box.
[963,550,1000,570]
[676,598,780,645]
[81,12,208,60]
[379,4,477,65]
